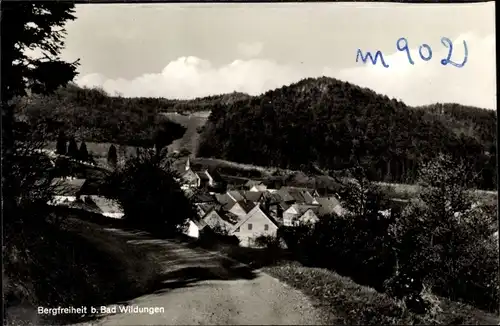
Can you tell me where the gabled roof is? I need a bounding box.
[301,191,316,204]
[242,191,265,202]
[215,193,236,206]
[51,178,86,196]
[250,184,267,191]
[230,205,278,233]
[276,188,295,202]
[315,196,342,216]
[217,210,241,225]
[287,189,307,203]
[227,190,245,202]
[237,200,256,214]
[285,203,320,215]
[181,168,200,180]
[245,179,263,188]
[196,202,217,215]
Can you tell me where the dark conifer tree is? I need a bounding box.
[56,131,67,155]
[107,144,118,167]
[67,137,79,158]
[79,141,89,162]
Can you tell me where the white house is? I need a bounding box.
[230,205,278,247]
[283,204,320,226]
[184,218,208,239]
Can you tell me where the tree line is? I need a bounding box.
[277,154,498,315]
[197,77,497,190]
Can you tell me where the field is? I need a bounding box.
[161,111,210,155]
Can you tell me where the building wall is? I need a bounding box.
[184,220,200,238]
[182,170,200,187]
[298,210,319,225]
[233,209,278,247]
[283,207,298,226]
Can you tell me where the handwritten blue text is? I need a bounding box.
[356,37,468,68]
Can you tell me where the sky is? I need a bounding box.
[61,2,496,109]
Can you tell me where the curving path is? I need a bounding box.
[74,229,328,326]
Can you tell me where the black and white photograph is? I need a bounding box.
[2,1,498,325]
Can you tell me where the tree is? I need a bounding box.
[56,131,67,155]
[78,141,89,162]
[2,3,79,222]
[107,145,118,168]
[387,153,499,312]
[104,150,196,235]
[67,137,79,159]
[154,119,187,157]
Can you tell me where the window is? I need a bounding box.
[248,223,253,230]
[264,224,269,231]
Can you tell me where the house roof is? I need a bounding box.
[51,178,86,196]
[245,179,263,187]
[315,196,342,216]
[276,189,295,202]
[237,200,256,213]
[242,191,265,202]
[231,205,278,232]
[227,190,245,202]
[196,202,218,216]
[217,210,241,225]
[287,203,320,216]
[215,193,236,206]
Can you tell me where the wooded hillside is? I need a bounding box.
[197,77,497,190]
[17,78,496,190]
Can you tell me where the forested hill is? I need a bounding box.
[16,84,249,147]
[197,77,497,190]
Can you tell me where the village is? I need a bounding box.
[178,157,349,246]
[45,146,361,248]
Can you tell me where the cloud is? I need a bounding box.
[331,33,496,109]
[237,42,264,58]
[76,56,305,99]
[76,33,495,109]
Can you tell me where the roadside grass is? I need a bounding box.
[3,210,164,325]
[188,238,500,325]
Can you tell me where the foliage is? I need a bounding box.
[17,85,237,148]
[388,154,499,312]
[103,150,196,235]
[67,137,79,158]
[197,77,496,190]
[154,119,187,156]
[79,141,89,161]
[107,144,118,167]
[280,155,497,314]
[56,131,67,155]
[2,2,79,226]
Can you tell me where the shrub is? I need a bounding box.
[104,150,196,236]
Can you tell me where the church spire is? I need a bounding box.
[185,157,190,171]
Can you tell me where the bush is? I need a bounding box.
[104,150,196,236]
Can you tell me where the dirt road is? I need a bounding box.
[76,229,327,325]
